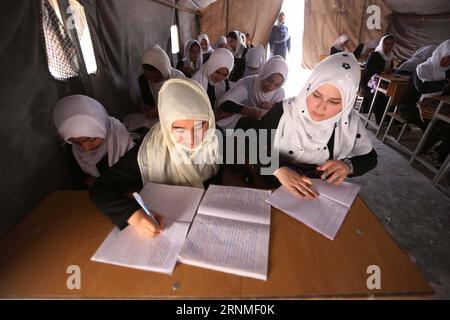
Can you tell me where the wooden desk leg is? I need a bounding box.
[432,149,450,185]
[376,95,392,138]
[365,82,382,128]
[381,106,397,143]
[410,101,444,166]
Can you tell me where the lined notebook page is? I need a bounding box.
[91,183,204,274]
[92,221,190,274]
[178,215,270,280]
[197,185,271,225]
[139,183,205,223]
[312,179,361,208]
[266,182,359,240]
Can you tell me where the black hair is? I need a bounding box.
[227,31,238,41]
[143,64,162,76]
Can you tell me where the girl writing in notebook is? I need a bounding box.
[259,52,377,199]
[90,79,222,237]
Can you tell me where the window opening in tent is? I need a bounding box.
[39,0,98,81]
[171,25,180,54]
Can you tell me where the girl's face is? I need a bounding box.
[143,66,164,83]
[200,39,208,52]
[189,44,201,63]
[383,38,395,55]
[260,73,284,93]
[69,137,104,151]
[209,68,229,84]
[172,120,209,150]
[306,83,343,122]
[227,38,237,51]
[441,55,450,68]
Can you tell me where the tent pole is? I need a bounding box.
[150,0,201,15]
[57,0,94,97]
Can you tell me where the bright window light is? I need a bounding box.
[171,25,180,54]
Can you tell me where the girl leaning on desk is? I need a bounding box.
[258,52,377,199]
[89,78,223,238]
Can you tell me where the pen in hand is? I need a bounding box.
[132,192,161,228]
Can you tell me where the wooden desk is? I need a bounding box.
[0,190,432,299]
[364,73,410,137]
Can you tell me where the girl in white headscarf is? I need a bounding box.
[227,31,248,58]
[139,45,186,108]
[330,34,350,55]
[191,48,234,109]
[215,36,227,49]
[217,55,288,130]
[397,45,437,75]
[53,95,135,182]
[90,79,221,237]
[416,40,450,84]
[244,45,266,77]
[177,39,203,78]
[260,52,377,198]
[198,33,214,54]
[362,35,396,123]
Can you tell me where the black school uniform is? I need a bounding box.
[89,141,224,230]
[258,102,378,179]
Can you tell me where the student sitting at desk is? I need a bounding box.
[259,53,377,198]
[216,55,288,131]
[399,40,450,164]
[90,79,221,237]
[191,48,234,110]
[243,45,266,77]
[176,39,203,78]
[53,95,135,189]
[138,45,186,117]
[361,35,396,123]
[396,45,437,76]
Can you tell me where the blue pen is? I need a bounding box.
[132,192,161,227]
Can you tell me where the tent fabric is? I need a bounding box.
[199,0,283,48]
[303,0,450,68]
[0,0,178,238]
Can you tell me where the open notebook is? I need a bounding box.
[178,185,272,281]
[266,180,361,240]
[91,183,204,274]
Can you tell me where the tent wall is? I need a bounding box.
[303,0,450,68]
[199,0,283,47]
[0,0,197,238]
[303,0,392,69]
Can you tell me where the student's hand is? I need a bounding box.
[84,176,96,188]
[127,209,164,237]
[241,107,262,121]
[259,101,273,110]
[317,160,350,186]
[216,111,234,121]
[274,166,319,199]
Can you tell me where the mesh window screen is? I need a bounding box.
[39,0,98,80]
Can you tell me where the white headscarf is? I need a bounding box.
[360,39,380,57]
[374,35,395,70]
[198,33,214,54]
[244,45,266,77]
[332,34,350,51]
[53,95,135,177]
[191,48,234,107]
[417,40,450,82]
[217,56,288,129]
[215,36,227,49]
[182,39,203,71]
[397,45,437,73]
[274,52,373,165]
[137,79,220,188]
[229,30,247,58]
[142,45,186,105]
